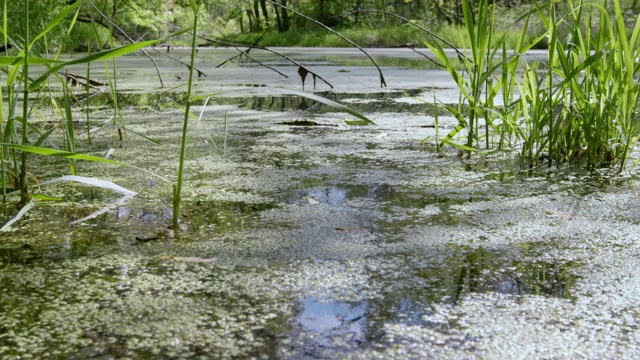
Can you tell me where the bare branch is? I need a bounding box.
[219,32,290,79]
[265,0,387,87]
[160,21,334,90]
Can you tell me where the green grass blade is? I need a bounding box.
[9,144,128,164]
[463,0,477,58]
[112,125,162,145]
[553,50,604,89]
[8,145,169,182]
[29,39,163,89]
[0,201,33,231]
[439,104,474,150]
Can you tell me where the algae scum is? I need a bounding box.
[2,48,640,358]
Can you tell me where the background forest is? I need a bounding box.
[4,0,640,52]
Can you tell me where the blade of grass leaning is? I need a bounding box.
[113,126,162,145]
[553,50,605,89]
[62,82,77,175]
[438,104,477,151]
[0,201,33,231]
[0,0,6,200]
[34,176,137,226]
[31,124,58,147]
[282,89,374,124]
[344,119,372,126]
[38,175,137,196]
[31,194,63,201]
[8,144,170,182]
[69,195,134,225]
[29,35,190,90]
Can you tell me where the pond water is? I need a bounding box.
[2,48,640,358]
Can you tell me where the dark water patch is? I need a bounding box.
[374,245,577,306]
[279,119,338,127]
[386,189,491,208]
[0,197,276,265]
[0,244,39,265]
[350,245,579,347]
[285,182,492,216]
[0,226,128,266]
[338,154,403,169]
[112,200,276,238]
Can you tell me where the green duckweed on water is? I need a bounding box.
[2,49,640,358]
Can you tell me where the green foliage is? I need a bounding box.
[0,0,68,51]
[426,0,640,171]
[520,0,640,170]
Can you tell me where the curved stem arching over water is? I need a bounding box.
[266,0,387,87]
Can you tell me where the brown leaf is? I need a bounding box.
[298,66,309,89]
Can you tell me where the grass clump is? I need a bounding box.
[425,0,640,171]
[520,0,640,171]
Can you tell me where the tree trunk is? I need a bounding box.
[318,0,325,23]
[247,9,254,32]
[354,0,362,24]
[253,0,261,29]
[260,0,270,26]
[280,0,290,31]
[272,0,283,32]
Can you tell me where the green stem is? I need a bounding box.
[173,7,199,229]
[0,0,6,202]
[86,42,92,144]
[19,0,29,205]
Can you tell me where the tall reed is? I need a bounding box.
[519,0,640,170]
[173,0,200,229]
[421,0,539,154]
[424,0,640,171]
[18,0,30,205]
